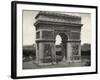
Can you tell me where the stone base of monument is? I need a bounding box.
[34,60,57,66]
[68,56,82,63]
[36,62,58,66]
[66,60,81,64]
[34,56,82,66]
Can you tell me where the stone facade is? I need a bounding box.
[34,11,83,65]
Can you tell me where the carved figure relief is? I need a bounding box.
[72,44,79,55]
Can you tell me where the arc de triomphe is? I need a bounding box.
[34,11,83,65]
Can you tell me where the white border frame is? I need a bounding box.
[16,3,97,77]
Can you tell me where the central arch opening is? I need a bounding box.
[55,34,62,45]
[55,33,68,62]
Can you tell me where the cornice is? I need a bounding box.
[35,11,81,20]
[34,20,83,27]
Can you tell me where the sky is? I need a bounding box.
[23,10,91,45]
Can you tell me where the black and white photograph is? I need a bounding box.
[23,11,91,69]
[11,1,97,79]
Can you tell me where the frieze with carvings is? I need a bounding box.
[70,33,80,39]
[42,31,54,39]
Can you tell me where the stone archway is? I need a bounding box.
[55,32,68,62]
[34,11,83,65]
